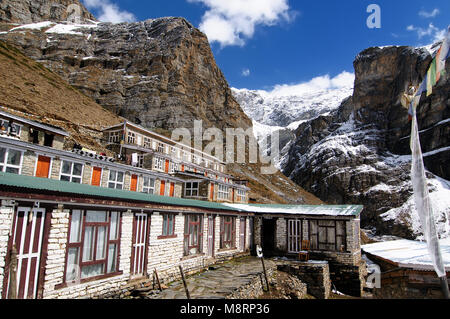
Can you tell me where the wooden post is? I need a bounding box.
[8,245,18,299]
[260,257,270,292]
[179,266,190,299]
[154,269,162,291]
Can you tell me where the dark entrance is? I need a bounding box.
[262,218,276,257]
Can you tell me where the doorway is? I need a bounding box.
[262,218,276,257]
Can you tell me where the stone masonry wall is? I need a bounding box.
[0,203,14,296]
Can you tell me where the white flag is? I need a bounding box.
[410,111,446,277]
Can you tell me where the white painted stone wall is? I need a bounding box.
[0,203,14,296]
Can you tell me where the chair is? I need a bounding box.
[298,240,310,261]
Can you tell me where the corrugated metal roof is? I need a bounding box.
[0,172,239,212]
[223,203,363,217]
[224,204,363,217]
[0,172,364,217]
[362,239,450,271]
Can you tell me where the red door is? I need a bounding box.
[210,183,215,201]
[130,174,138,192]
[165,160,170,173]
[169,182,175,197]
[130,213,149,277]
[91,167,102,187]
[160,180,166,196]
[35,156,51,178]
[2,207,48,299]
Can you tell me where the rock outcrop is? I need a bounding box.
[283,45,450,238]
[0,0,95,24]
[0,17,252,133]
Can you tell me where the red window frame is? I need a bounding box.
[183,214,203,256]
[220,216,236,249]
[63,210,122,285]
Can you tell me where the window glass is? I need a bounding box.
[86,211,107,223]
[69,210,82,243]
[82,226,94,262]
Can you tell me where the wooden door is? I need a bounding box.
[130,174,138,192]
[2,207,47,299]
[91,167,102,186]
[130,213,149,277]
[207,216,215,257]
[160,180,166,196]
[164,160,170,173]
[35,156,51,178]
[169,182,175,197]
[181,164,185,172]
[239,217,246,251]
[210,183,215,201]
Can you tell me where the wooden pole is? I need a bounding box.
[154,269,162,291]
[260,257,270,292]
[8,245,18,299]
[179,266,190,299]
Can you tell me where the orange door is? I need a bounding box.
[181,165,185,172]
[210,183,214,200]
[169,182,175,197]
[130,174,138,192]
[165,160,170,173]
[35,156,51,178]
[91,167,102,186]
[160,180,166,196]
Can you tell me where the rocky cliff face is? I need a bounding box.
[0,17,251,133]
[283,45,450,239]
[0,0,95,24]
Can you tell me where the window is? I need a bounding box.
[309,220,347,252]
[185,182,199,197]
[236,189,246,202]
[142,176,155,194]
[0,119,21,137]
[169,162,175,174]
[109,131,121,143]
[65,210,120,282]
[0,147,22,174]
[183,214,203,256]
[218,185,229,200]
[220,216,236,249]
[161,214,176,237]
[127,132,136,144]
[60,160,83,183]
[157,143,165,153]
[153,157,163,171]
[44,133,54,147]
[287,220,303,253]
[108,170,124,189]
[144,137,152,149]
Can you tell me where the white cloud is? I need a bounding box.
[267,71,354,97]
[82,0,136,23]
[418,8,440,18]
[187,0,297,47]
[407,23,446,43]
[241,68,250,77]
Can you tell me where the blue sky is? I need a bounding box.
[82,0,449,92]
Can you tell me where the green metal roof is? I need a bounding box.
[0,172,239,212]
[0,172,363,217]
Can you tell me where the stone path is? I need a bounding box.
[149,256,276,299]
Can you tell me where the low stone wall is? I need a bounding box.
[226,262,277,299]
[277,261,331,299]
